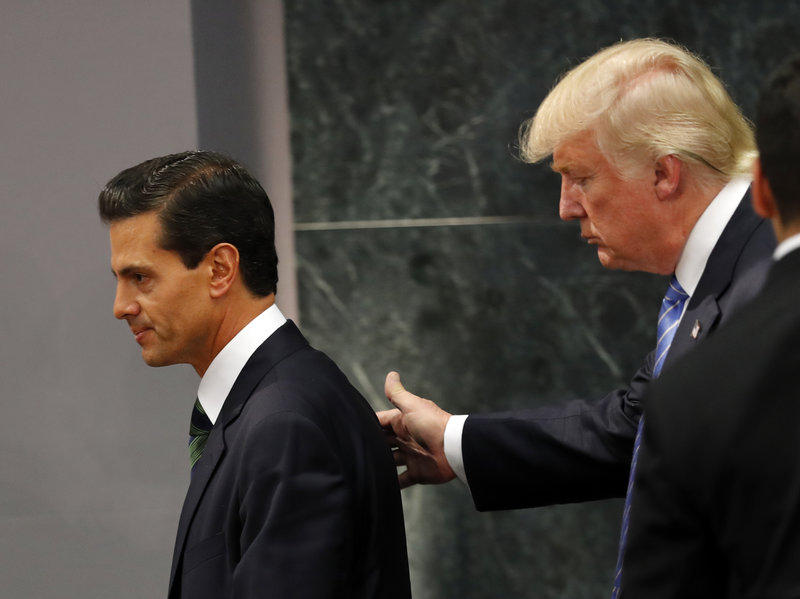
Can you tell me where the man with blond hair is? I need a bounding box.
[622,55,800,597]
[378,38,775,593]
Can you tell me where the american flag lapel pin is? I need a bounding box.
[691,319,701,339]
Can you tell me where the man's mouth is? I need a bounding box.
[131,327,152,343]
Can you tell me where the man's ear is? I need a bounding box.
[206,243,240,299]
[654,154,682,201]
[752,158,779,220]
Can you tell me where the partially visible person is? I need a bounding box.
[100,151,410,599]
[622,56,800,598]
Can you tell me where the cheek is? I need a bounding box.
[178,291,212,331]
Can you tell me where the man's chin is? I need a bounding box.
[596,247,618,270]
[596,249,637,271]
[140,350,174,368]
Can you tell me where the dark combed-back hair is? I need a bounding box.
[98,151,278,296]
[756,56,800,224]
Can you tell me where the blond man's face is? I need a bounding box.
[551,132,673,274]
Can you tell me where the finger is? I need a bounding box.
[384,371,420,412]
[384,371,404,400]
[398,468,416,489]
[376,407,401,429]
[392,448,406,467]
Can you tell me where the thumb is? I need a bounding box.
[384,371,417,412]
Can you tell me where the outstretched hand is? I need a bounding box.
[376,372,456,489]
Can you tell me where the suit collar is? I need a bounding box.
[687,188,760,308]
[772,231,800,261]
[662,190,763,370]
[168,320,309,596]
[675,176,751,296]
[765,246,800,290]
[197,304,287,425]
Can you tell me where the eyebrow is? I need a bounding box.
[111,265,151,279]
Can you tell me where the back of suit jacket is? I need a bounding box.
[170,322,411,599]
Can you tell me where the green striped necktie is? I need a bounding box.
[188,398,213,469]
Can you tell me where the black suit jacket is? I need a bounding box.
[168,321,411,599]
[462,193,776,510]
[622,248,800,598]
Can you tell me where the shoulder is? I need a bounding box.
[230,345,380,454]
[730,217,775,289]
[717,218,774,318]
[253,346,365,420]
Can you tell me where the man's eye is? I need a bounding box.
[134,274,147,283]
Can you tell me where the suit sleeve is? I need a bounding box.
[233,410,352,598]
[462,351,653,510]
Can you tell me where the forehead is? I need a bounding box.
[551,131,608,173]
[109,212,174,271]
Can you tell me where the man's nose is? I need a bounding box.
[558,182,588,221]
[113,284,140,320]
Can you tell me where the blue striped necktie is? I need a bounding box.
[611,275,688,598]
[188,399,213,470]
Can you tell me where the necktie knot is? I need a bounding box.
[189,399,213,469]
[662,276,689,306]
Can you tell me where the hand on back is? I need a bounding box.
[377,372,456,488]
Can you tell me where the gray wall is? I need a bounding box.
[0,2,293,597]
[285,1,800,598]
[1,3,197,597]
[192,0,298,320]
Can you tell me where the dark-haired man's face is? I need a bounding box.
[110,211,214,371]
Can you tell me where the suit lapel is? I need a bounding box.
[661,190,761,371]
[167,320,310,596]
[168,429,225,594]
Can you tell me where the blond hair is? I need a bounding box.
[520,39,756,184]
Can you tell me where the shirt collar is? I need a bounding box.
[773,231,800,261]
[197,304,287,425]
[674,177,751,295]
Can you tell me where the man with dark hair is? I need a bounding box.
[622,56,800,597]
[101,151,411,599]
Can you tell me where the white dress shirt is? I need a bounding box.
[773,231,800,261]
[197,304,287,425]
[443,177,752,484]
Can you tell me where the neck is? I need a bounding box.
[773,219,800,244]
[194,293,276,376]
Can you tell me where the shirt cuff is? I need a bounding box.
[443,414,469,484]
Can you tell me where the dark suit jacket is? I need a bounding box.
[168,321,411,599]
[622,248,800,599]
[462,193,776,510]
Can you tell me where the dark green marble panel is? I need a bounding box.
[286,1,800,597]
[287,0,800,223]
[295,224,662,598]
[296,224,663,411]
